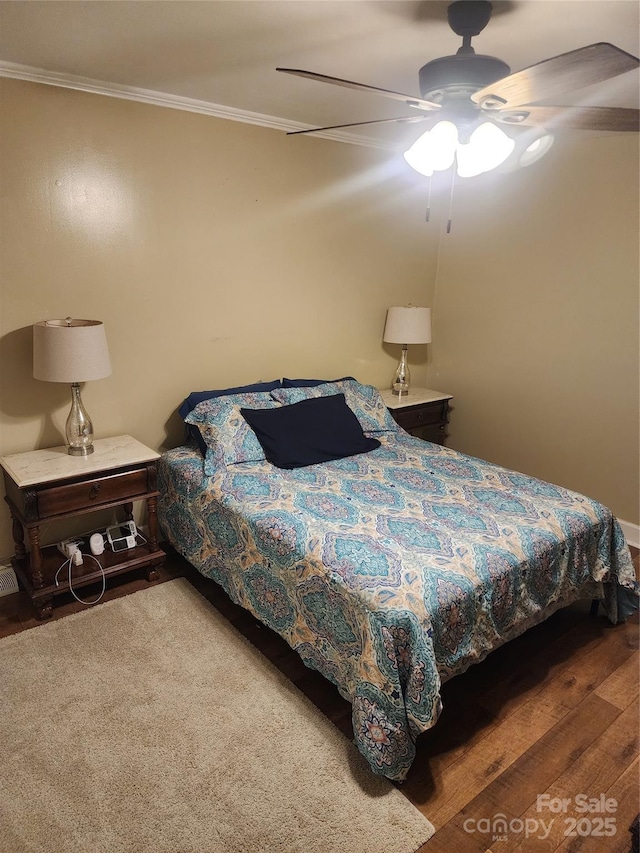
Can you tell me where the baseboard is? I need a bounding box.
[619,519,640,550]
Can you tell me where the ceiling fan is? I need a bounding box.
[276,0,640,141]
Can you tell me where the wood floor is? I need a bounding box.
[2,546,638,853]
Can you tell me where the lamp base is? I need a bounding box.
[391,345,411,396]
[67,444,94,457]
[66,383,95,457]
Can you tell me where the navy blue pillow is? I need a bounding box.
[282,376,354,388]
[178,380,282,454]
[240,393,380,469]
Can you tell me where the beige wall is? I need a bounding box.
[429,133,639,525]
[0,78,638,562]
[0,78,438,554]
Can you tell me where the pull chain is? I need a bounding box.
[446,165,456,234]
[425,176,432,222]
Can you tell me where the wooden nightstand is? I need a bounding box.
[380,387,453,444]
[0,435,165,619]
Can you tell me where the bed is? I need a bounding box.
[157,378,638,782]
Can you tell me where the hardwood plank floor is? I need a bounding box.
[1,546,638,852]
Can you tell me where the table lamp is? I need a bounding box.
[33,318,112,456]
[383,306,432,395]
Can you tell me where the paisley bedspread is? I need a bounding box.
[157,434,637,781]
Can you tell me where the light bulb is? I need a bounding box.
[456,121,515,178]
[403,121,458,177]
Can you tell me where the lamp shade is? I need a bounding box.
[33,319,112,383]
[383,307,432,345]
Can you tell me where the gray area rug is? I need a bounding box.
[1,579,434,853]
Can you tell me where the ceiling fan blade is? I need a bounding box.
[287,116,431,136]
[276,68,441,112]
[495,105,640,132]
[472,43,639,110]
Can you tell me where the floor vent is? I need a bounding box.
[0,561,19,597]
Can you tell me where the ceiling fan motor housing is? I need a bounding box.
[419,54,511,102]
[447,0,494,37]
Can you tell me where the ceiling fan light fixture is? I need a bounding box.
[456,120,515,177]
[403,120,458,177]
[519,132,554,167]
[497,128,555,172]
[403,118,515,179]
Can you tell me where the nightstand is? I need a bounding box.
[0,435,165,619]
[380,387,453,444]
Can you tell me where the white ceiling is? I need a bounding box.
[0,1,638,147]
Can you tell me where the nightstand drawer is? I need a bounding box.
[393,400,448,431]
[37,468,150,518]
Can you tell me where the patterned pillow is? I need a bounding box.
[270,379,399,434]
[178,380,282,455]
[185,392,281,473]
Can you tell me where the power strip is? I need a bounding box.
[58,539,84,565]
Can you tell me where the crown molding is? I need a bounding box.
[0,60,396,151]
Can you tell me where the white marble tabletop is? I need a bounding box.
[379,387,453,410]
[0,435,160,488]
